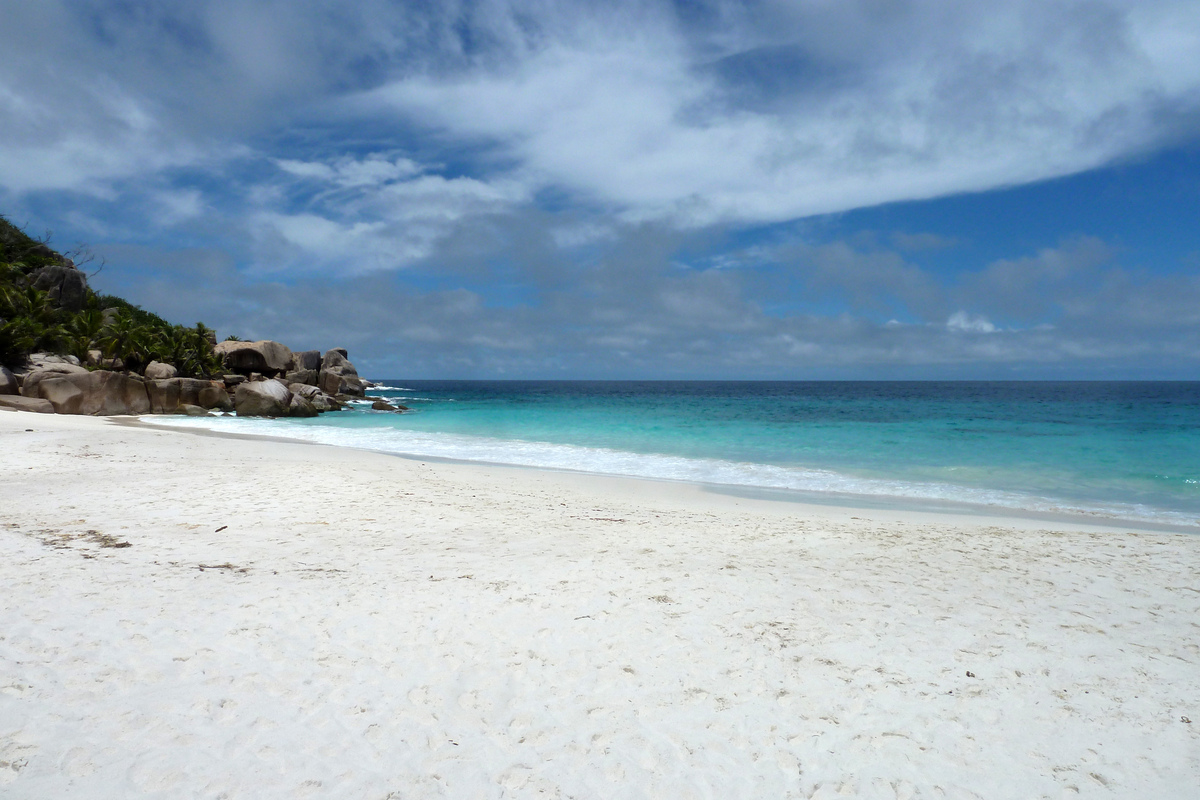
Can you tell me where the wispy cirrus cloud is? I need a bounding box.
[248,154,531,275]
[360,0,1200,225]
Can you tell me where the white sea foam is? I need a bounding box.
[150,416,1199,527]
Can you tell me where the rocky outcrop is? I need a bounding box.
[322,349,352,371]
[318,369,342,396]
[289,383,339,412]
[214,340,292,376]
[33,371,151,415]
[20,363,90,398]
[288,383,322,401]
[2,338,364,419]
[198,383,233,411]
[0,395,54,413]
[234,379,292,417]
[147,378,231,414]
[317,347,366,397]
[144,360,178,380]
[291,350,321,371]
[26,353,83,369]
[285,368,318,385]
[288,393,318,417]
[30,264,88,311]
[86,349,124,370]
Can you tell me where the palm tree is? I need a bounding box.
[65,308,105,361]
[0,285,68,357]
[185,322,222,377]
[154,325,191,372]
[0,317,40,366]
[97,311,151,369]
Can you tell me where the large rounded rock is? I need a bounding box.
[318,369,366,398]
[144,360,178,380]
[214,340,293,376]
[146,379,183,414]
[234,379,292,417]
[35,371,151,415]
[0,395,54,413]
[147,378,229,414]
[291,350,321,371]
[318,369,341,397]
[322,348,349,365]
[288,393,318,417]
[198,383,233,411]
[86,350,123,370]
[317,348,365,396]
[31,265,88,311]
[285,368,318,386]
[20,364,90,398]
[289,383,338,412]
[27,353,83,368]
[0,366,17,396]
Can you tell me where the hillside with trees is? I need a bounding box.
[0,216,222,375]
[1,216,379,418]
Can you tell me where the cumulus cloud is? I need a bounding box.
[946,312,999,334]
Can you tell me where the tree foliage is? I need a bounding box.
[1,215,230,375]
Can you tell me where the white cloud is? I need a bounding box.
[0,80,201,195]
[250,157,530,274]
[358,0,1200,226]
[4,1,1199,229]
[275,155,423,188]
[946,311,998,334]
[150,189,206,226]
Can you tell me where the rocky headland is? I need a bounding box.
[1,216,391,418]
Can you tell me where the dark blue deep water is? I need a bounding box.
[164,381,1200,527]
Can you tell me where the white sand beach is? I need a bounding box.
[1,410,1197,799]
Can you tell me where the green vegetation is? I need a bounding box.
[1,216,225,375]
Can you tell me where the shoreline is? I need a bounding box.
[130,412,1200,536]
[2,410,1198,798]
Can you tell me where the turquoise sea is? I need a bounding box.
[160,381,1200,529]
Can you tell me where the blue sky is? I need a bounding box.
[2,0,1199,378]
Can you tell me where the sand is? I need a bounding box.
[1,410,1197,799]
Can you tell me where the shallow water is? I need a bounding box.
[160,381,1200,527]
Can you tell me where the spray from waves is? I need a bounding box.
[149,415,1199,527]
